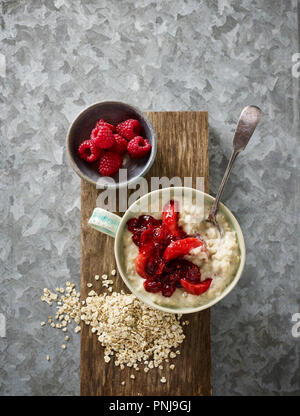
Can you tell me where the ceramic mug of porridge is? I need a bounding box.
[88,187,246,314]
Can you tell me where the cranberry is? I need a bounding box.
[139,227,155,245]
[127,217,139,233]
[132,233,140,246]
[184,263,201,283]
[126,204,207,298]
[144,279,162,293]
[145,255,165,276]
[166,259,202,283]
[128,216,162,248]
[161,284,176,297]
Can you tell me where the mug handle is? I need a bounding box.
[88,208,121,238]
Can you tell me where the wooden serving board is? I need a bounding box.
[80,111,211,396]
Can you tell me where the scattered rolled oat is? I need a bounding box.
[121,381,125,386]
[111,269,116,276]
[102,279,113,289]
[40,322,46,327]
[160,377,167,383]
[62,344,66,350]
[95,275,100,281]
[41,288,58,305]
[65,336,70,342]
[46,354,50,361]
[41,282,81,332]
[170,364,175,370]
[130,374,135,379]
[87,283,92,288]
[81,292,185,370]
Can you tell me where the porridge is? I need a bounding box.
[123,198,240,309]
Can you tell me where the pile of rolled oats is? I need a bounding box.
[41,271,188,379]
[81,291,185,371]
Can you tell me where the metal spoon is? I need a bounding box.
[206,105,262,235]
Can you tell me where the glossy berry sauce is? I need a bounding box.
[127,200,212,297]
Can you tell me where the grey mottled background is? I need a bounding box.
[0,0,299,396]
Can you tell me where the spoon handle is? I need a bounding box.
[208,105,262,223]
[207,150,238,222]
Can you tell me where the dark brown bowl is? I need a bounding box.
[66,101,157,188]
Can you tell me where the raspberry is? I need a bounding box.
[98,151,123,176]
[111,134,128,155]
[116,119,142,140]
[95,119,115,132]
[127,136,151,159]
[78,139,101,162]
[92,125,115,149]
[90,127,99,140]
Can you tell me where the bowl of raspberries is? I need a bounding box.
[66,101,157,188]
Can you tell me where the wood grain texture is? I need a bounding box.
[80,111,211,396]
